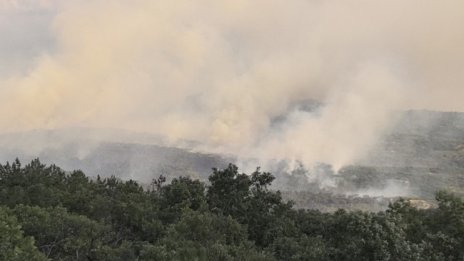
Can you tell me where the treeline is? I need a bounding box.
[0,159,464,260]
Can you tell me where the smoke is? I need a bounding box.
[1,0,464,168]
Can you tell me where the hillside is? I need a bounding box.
[0,129,230,183]
[0,110,463,210]
[354,110,464,198]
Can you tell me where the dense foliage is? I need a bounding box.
[0,159,464,260]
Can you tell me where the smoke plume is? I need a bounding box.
[1,0,464,168]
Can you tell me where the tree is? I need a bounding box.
[13,205,112,260]
[144,209,272,261]
[207,164,252,219]
[0,206,47,261]
[159,176,206,223]
[207,164,295,247]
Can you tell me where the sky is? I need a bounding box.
[1,0,464,168]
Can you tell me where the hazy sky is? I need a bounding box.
[0,1,55,76]
[1,0,464,168]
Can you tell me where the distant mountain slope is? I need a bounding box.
[364,110,464,169]
[0,129,230,183]
[354,110,464,198]
[0,110,463,204]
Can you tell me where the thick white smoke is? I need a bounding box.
[0,0,464,168]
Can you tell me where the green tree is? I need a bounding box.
[0,206,47,261]
[159,176,207,223]
[13,205,112,260]
[207,164,295,247]
[144,209,272,261]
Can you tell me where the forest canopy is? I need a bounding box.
[0,159,464,260]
